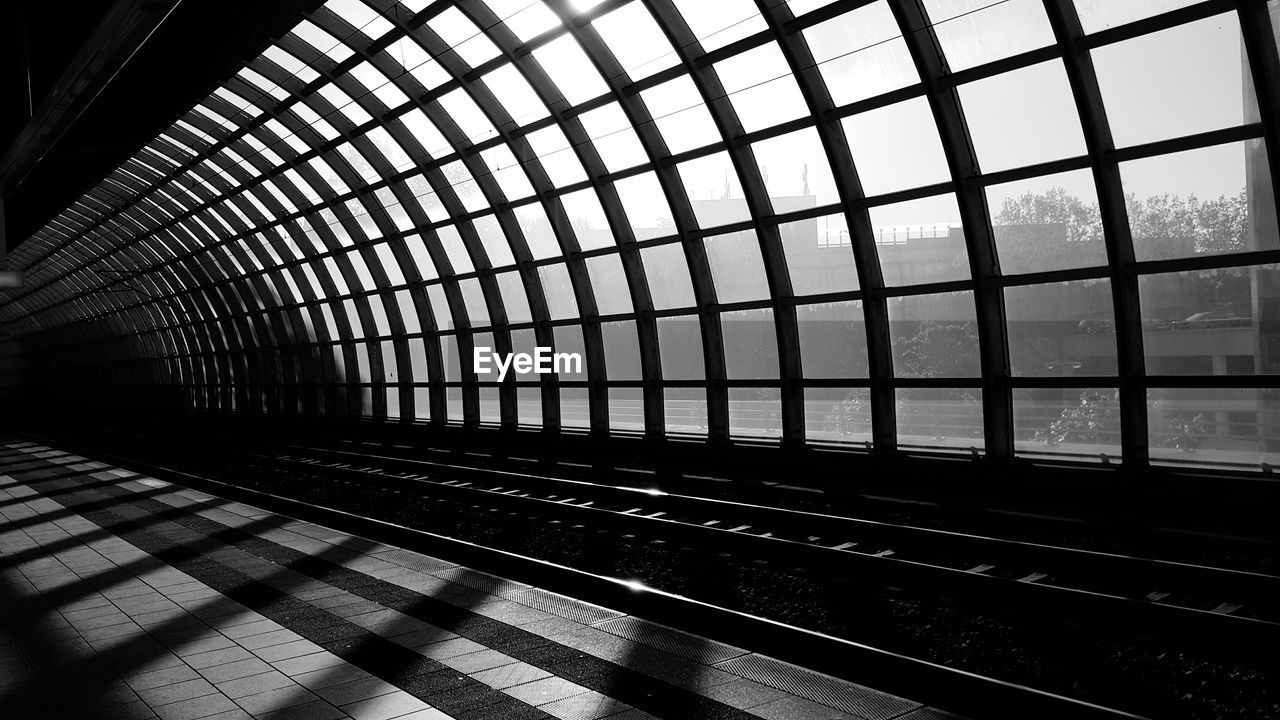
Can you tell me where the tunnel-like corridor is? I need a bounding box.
[3,1,1280,719]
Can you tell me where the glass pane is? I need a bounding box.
[1148,388,1280,469]
[482,64,549,127]
[479,387,501,424]
[664,388,708,435]
[804,388,872,445]
[678,152,750,228]
[538,263,580,319]
[657,315,705,380]
[705,230,770,303]
[438,91,497,146]
[427,285,454,331]
[459,278,489,327]
[1093,14,1253,148]
[560,189,615,251]
[473,214,515,268]
[1015,388,1122,461]
[443,386,462,421]
[987,169,1107,274]
[788,0,838,15]
[614,172,675,240]
[782,214,859,296]
[414,388,430,421]
[533,35,608,106]
[593,3,677,82]
[805,1,917,106]
[518,387,542,426]
[603,320,642,380]
[525,126,586,187]
[641,242,697,310]
[923,0,1053,72]
[715,43,807,134]
[729,388,782,439]
[510,329,539,380]
[483,0,558,42]
[609,387,645,431]
[495,271,532,323]
[437,225,474,274]
[872,194,968,287]
[561,388,591,428]
[514,202,562,260]
[797,301,868,378]
[552,325,587,381]
[888,292,981,378]
[643,76,721,154]
[585,254,633,316]
[1073,0,1203,34]
[897,388,985,452]
[481,146,535,203]
[1121,140,1277,261]
[721,308,778,379]
[672,0,766,52]
[752,127,839,208]
[958,60,1086,172]
[843,97,950,196]
[1006,280,1117,377]
[579,103,647,172]
[1139,265,1280,376]
[441,336,461,381]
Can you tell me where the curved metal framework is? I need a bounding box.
[1,0,1279,474]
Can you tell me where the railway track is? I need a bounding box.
[107,424,1280,650]
[20,425,1280,718]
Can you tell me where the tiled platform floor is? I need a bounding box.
[0,439,955,720]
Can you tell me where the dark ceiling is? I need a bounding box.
[2,0,322,254]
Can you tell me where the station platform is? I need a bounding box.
[0,439,952,720]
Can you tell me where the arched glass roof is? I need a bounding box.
[1,0,1279,473]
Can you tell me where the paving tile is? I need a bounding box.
[538,691,631,720]
[271,651,349,678]
[253,639,324,662]
[339,690,430,720]
[314,675,400,705]
[700,677,790,710]
[390,710,453,720]
[198,657,276,683]
[71,611,135,630]
[750,696,860,720]
[471,662,552,690]
[90,699,160,720]
[167,634,238,658]
[597,710,660,720]
[504,677,592,706]
[215,670,297,699]
[185,646,256,669]
[151,693,242,720]
[388,628,457,649]
[194,710,254,720]
[126,664,204,691]
[235,628,302,651]
[220,619,282,640]
[416,637,488,659]
[136,678,220,707]
[439,649,519,675]
[122,650,188,675]
[233,685,319,715]
[292,664,375,690]
[255,698,349,720]
[79,621,145,641]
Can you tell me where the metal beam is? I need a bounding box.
[0,0,182,201]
